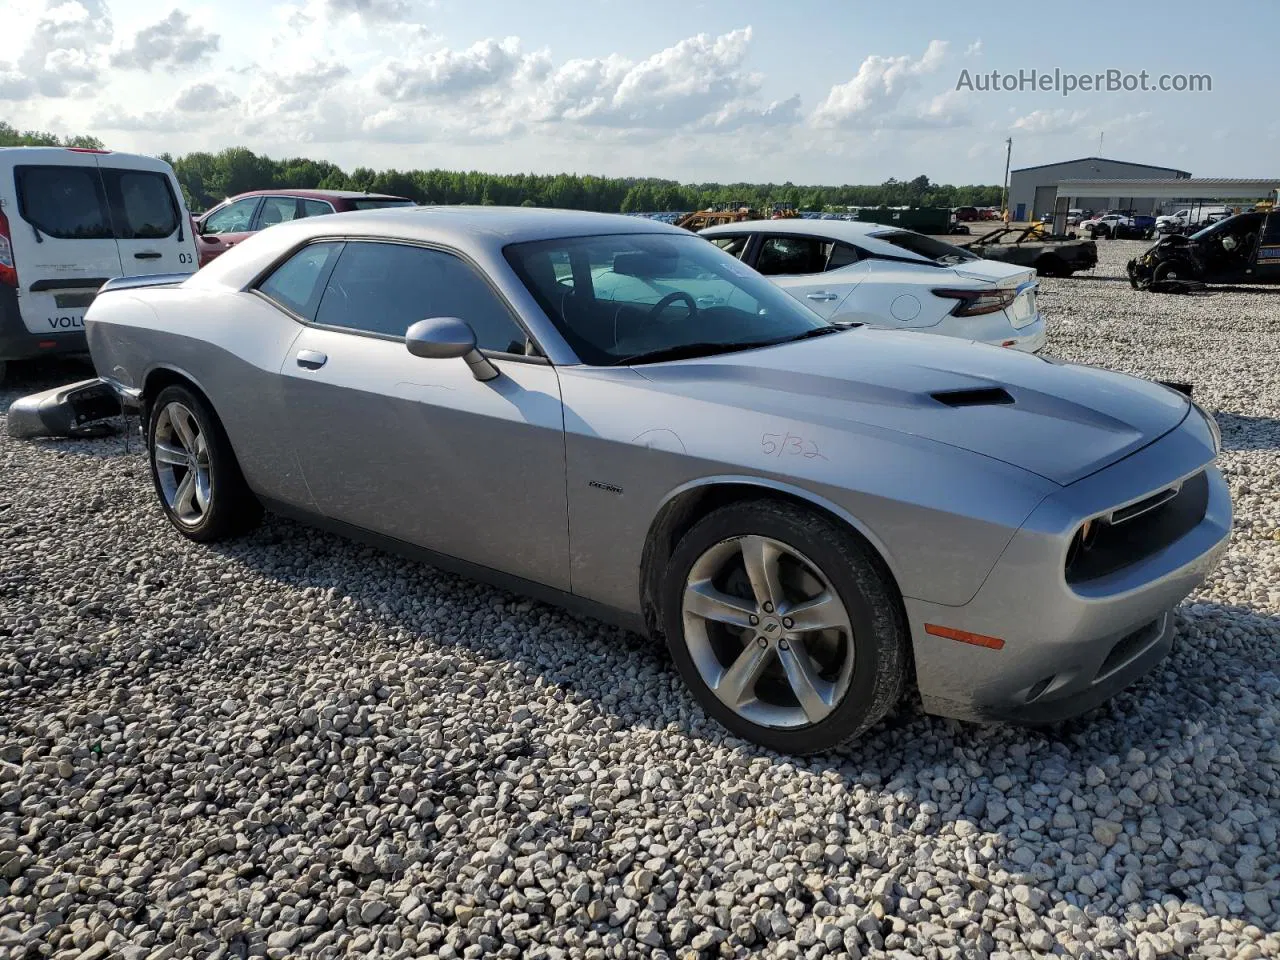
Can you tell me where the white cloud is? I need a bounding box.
[811,40,949,128]
[174,83,240,112]
[15,0,114,97]
[1012,108,1089,134]
[965,40,983,57]
[374,36,524,100]
[111,10,218,71]
[326,0,413,22]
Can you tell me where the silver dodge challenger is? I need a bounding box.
[84,206,1232,754]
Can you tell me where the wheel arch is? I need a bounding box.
[638,476,908,640]
[140,364,214,421]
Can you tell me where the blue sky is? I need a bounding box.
[2,0,1273,184]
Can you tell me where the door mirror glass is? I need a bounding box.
[405,317,477,359]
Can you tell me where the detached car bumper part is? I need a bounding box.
[6,378,123,439]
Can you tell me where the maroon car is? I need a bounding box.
[192,189,415,266]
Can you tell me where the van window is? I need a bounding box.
[104,169,180,239]
[14,164,183,241]
[15,165,112,240]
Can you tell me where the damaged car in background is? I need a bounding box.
[78,205,1231,753]
[961,225,1099,278]
[1128,211,1280,290]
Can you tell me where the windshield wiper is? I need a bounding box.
[610,326,843,366]
[608,341,770,366]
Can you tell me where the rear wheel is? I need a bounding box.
[1034,255,1067,278]
[148,385,261,541]
[662,500,907,753]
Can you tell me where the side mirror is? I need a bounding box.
[405,317,499,381]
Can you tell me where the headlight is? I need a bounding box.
[1195,401,1221,455]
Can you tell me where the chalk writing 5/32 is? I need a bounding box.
[761,431,827,460]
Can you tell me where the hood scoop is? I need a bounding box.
[932,386,1015,407]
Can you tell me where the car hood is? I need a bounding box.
[633,328,1190,486]
[948,259,1036,287]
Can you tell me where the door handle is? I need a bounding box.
[806,292,839,301]
[296,350,328,370]
[133,252,162,260]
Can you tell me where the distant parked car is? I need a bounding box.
[0,146,199,383]
[193,189,415,266]
[699,219,1045,352]
[953,206,980,222]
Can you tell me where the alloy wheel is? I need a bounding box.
[153,401,212,526]
[681,535,855,729]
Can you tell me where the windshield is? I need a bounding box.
[1189,213,1256,241]
[866,229,977,264]
[505,232,830,365]
[350,198,416,210]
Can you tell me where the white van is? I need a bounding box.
[0,147,199,382]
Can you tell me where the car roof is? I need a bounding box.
[223,188,412,202]
[187,205,687,290]
[699,218,910,242]
[0,146,176,175]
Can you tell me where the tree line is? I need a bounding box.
[2,124,1004,213]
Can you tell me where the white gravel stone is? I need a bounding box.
[1,240,1279,960]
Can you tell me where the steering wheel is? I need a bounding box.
[646,291,698,323]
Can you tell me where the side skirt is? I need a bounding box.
[258,497,649,637]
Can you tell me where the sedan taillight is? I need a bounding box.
[932,287,1017,317]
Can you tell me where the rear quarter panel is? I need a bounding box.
[86,287,312,507]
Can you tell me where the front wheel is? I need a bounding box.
[1152,261,1185,283]
[148,385,262,541]
[662,500,908,753]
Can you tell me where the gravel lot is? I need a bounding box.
[2,240,1278,960]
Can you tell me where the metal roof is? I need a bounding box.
[1054,177,1279,200]
[1011,156,1191,176]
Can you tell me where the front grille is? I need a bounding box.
[1066,471,1209,584]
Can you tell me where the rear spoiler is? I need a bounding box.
[97,273,193,295]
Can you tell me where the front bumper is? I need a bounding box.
[909,409,1231,724]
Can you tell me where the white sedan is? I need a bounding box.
[699,220,1045,353]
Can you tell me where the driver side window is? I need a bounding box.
[314,241,530,354]
[202,198,259,235]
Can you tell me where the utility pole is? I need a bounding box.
[1000,137,1012,221]
[1098,131,1104,155]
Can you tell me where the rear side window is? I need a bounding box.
[15,165,112,239]
[104,169,179,239]
[315,241,528,352]
[348,198,415,210]
[258,196,300,228]
[826,242,860,270]
[258,242,344,320]
[301,199,332,217]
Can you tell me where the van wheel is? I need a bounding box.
[148,385,261,541]
[662,500,908,754]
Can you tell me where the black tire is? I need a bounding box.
[1035,255,1067,278]
[661,499,907,754]
[1152,261,1184,283]
[147,384,262,542]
